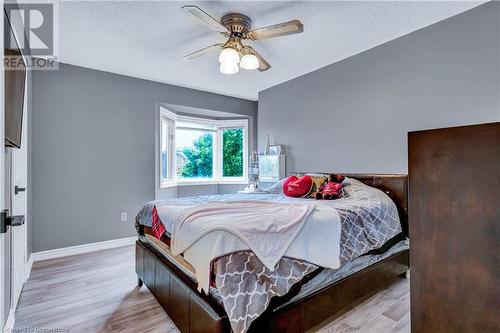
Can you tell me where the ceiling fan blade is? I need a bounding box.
[250,48,271,72]
[181,5,228,33]
[248,20,304,40]
[182,44,222,61]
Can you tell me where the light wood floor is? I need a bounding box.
[14,245,409,333]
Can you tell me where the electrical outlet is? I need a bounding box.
[120,212,127,222]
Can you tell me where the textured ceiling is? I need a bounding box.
[58,1,484,100]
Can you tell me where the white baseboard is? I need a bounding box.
[31,237,137,262]
[3,309,15,332]
[25,255,34,282]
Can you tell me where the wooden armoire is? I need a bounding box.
[408,122,499,333]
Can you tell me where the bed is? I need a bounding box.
[135,174,409,333]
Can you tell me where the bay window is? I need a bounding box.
[159,108,248,187]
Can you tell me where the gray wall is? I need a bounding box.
[32,63,257,252]
[258,2,500,174]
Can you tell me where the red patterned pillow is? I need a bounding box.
[283,175,314,197]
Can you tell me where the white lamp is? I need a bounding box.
[219,47,240,64]
[220,61,239,75]
[240,53,259,70]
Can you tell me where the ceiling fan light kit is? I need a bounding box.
[181,5,304,75]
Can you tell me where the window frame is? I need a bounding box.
[159,113,175,186]
[159,108,248,188]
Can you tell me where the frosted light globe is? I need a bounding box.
[240,53,259,70]
[220,61,239,75]
[219,47,240,64]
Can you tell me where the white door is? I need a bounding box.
[10,75,28,308]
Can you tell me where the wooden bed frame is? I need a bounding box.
[135,174,410,333]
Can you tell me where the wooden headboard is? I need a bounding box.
[292,173,408,237]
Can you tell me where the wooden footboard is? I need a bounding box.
[136,240,229,333]
[136,239,409,333]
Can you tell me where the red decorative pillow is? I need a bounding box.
[283,175,314,197]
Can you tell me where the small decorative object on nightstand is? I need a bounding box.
[238,182,258,194]
[269,144,284,155]
[264,135,271,155]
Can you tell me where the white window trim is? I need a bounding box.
[159,108,249,188]
[159,115,175,185]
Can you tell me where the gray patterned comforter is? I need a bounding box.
[136,178,402,333]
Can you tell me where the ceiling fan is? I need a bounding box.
[181,5,304,75]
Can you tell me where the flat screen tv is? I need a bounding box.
[4,36,26,148]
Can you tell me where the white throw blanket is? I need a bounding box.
[157,200,342,291]
[171,201,313,269]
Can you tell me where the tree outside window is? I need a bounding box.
[222,128,243,177]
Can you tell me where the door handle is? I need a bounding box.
[9,215,25,227]
[15,186,26,195]
[0,209,24,233]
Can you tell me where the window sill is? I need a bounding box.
[160,179,248,189]
[160,182,177,189]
